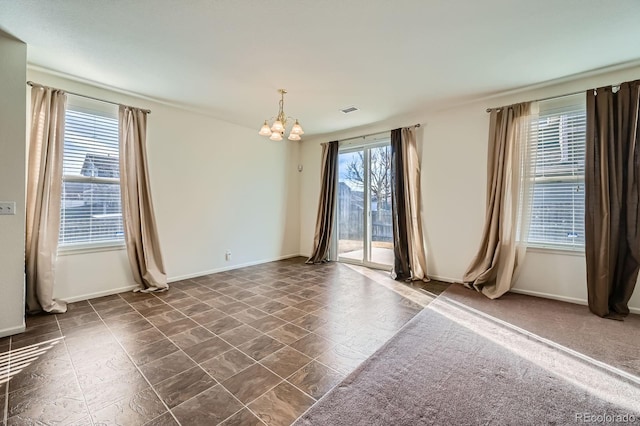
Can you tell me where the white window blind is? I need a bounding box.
[527,95,586,250]
[59,96,123,248]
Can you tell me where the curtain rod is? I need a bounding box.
[322,123,422,145]
[26,81,151,114]
[485,85,621,113]
[342,123,422,141]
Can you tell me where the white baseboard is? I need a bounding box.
[425,276,640,316]
[62,285,140,303]
[510,288,587,306]
[510,288,640,315]
[57,254,305,303]
[0,323,26,339]
[428,274,463,284]
[168,253,304,282]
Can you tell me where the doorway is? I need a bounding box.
[336,139,393,269]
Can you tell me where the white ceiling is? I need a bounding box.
[2,0,640,138]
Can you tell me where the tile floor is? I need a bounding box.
[0,258,427,426]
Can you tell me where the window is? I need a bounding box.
[59,96,124,249]
[527,95,586,250]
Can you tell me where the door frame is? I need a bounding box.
[333,136,392,271]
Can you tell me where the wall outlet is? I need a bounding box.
[0,201,16,215]
[225,250,232,261]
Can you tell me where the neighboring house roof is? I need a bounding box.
[81,154,119,178]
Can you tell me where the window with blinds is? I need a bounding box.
[59,96,124,248]
[527,95,586,250]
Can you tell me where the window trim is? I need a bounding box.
[58,240,126,256]
[526,245,585,257]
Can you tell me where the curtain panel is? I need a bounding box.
[585,80,640,319]
[119,106,168,291]
[463,102,535,299]
[390,127,428,281]
[307,141,339,264]
[25,84,68,314]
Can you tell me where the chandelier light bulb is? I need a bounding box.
[259,120,272,136]
[271,120,284,132]
[290,120,304,135]
[287,132,301,141]
[269,132,283,141]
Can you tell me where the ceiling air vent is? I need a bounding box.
[340,106,359,114]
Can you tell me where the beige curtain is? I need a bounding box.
[390,128,428,281]
[307,141,339,264]
[585,80,640,319]
[463,102,535,299]
[119,106,168,291]
[25,85,68,314]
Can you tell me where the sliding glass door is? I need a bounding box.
[336,138,393,269]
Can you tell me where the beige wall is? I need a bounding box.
[4,38,639,322]
[0,32,27,337]
[27,69,301,303]
[299,65,640,313]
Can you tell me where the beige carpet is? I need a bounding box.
[444,284,640,378]
[295,289,640,425]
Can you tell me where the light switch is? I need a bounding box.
[0,202,16,215]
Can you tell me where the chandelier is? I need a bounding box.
[258,89,304,141]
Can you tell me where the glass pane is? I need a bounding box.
[529,181,584,248]
[60,181,124,245]
[534,110,585,178]
[338,151,364,261]
[369,146,393,266]
[63,109,119,177]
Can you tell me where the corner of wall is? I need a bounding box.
[0,32,27,336]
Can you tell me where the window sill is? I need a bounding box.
[58,242,126,256]
[526,245,585,257]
